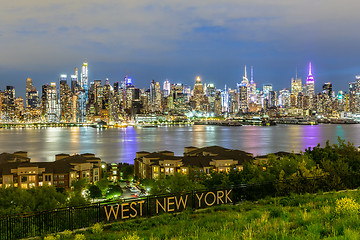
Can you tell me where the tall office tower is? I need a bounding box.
[214,91,222,116]
[355,76,360,113]
[349,82,356,113]
[269,91,278,108]
[78,61,88,122]
[221,85,229,112]
[278,89,290,108]
[26,78,33,108]
[291,77,302,107]
[80,61,88,93]
[206,83,216,112]
[28,87,39,109]
[322,82,332,98]
[263,84,273,98]
[238,83,248,112]
[154,81,162,110]
[4,86,15,121]
[228,89,238,113]
[192,76,205,110]
[306,62,315,98]
[150,80,156,111]
[14,97,24,118]
[291,78,302,95]
[163,79,171,97]
[41,85,48,117]
[44,82,59,122]
[70,75,79,94]
[0,91,3,119]
[60,75,72,122]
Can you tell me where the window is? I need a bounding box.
[21,176,27,183]
[29,176,36,182]
[45,175,51,181]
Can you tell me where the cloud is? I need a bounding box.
[1,0,360,93]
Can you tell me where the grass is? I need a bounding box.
[42,189,360,239]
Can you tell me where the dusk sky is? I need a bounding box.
[1,0,360,98]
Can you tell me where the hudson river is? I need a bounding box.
[1,124,360,163]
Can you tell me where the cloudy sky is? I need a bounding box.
[1,0,360,97]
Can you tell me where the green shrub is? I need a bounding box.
[61,230,72,239]
[44,235,60,240]
[91,222,103,235]
[121,232,141,240]
[335,197,360,216]
[74,233,86,240]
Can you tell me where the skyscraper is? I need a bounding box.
[306,62,315,97]
[322,82,332,98]
[163,79,171,97]
[291,78,302,96]
[26,78,33,108]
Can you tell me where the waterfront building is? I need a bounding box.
[134,146,253,179]
[0,152,101,189]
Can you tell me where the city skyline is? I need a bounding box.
[1,60,358,100]
[1,1,360,97]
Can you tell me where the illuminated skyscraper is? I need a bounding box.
[306,62,315,97]
[81,61,88,94]
[322,82,332,98]
[26,78,33,108]
[291,78,302,96]
[78,61,88,122]
[163,79,171,97]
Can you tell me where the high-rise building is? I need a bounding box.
[60,75,72,122]
[163,79,171,97]
[322,82,332,98]
[263,84,272,97]
[4,86,15,120]
[26,78,33,108]
[306,62,315,97]
[291,78,302,96]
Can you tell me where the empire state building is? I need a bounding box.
[306,62,315,98]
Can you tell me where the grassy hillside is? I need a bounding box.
[43,189,360,240]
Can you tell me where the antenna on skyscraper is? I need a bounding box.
[251,66,254,83]
[296,67,298,80]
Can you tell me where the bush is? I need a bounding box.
[91,223,103,235]
[335,197,360,216]
[74,233,87,240]
[121,233,141,240]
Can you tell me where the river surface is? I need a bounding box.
[0,125,360,164]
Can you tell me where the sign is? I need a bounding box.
[102,189,233,222]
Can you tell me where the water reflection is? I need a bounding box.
[1,125,360,163]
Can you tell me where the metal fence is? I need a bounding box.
[1,175,359,239]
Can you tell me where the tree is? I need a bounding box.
[121,165,134,181]
[88,185,102,201]
[150,173,205,195]
[106,185,123,199]
[95,178,109,195]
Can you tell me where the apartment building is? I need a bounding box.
[0,152,101,189]
[134,146,254,179]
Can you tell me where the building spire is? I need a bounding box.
[308,62,312,76]
[250,66,254,83]
[244,65,247,79]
